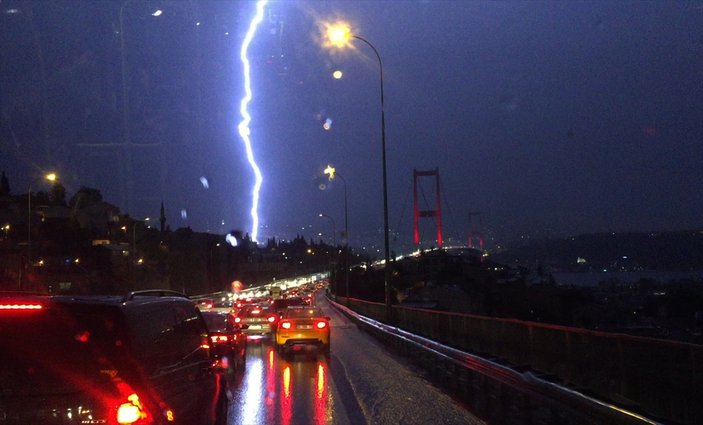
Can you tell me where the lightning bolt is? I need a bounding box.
[238,0,268,243]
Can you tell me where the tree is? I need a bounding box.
[49,183,67,206]
[0,171,9,196]
[69,187,103,208]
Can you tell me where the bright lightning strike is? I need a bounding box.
[238,0,268,243]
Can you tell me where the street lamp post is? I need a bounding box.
[25,172,58,288]
[318,213,336,248]
[327,24,392,319]
[318,213,337,294]
[324,166,351,302]
[119,0,135,214]
[130,218,150,288]
[118,1,163,213]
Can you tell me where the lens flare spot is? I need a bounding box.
[323,118,333,130]
[200,177,210,189]
[180,209,188,220]
[332,70,343,79]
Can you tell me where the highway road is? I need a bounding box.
[224,295,484,425]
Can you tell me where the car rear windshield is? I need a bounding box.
[238,305,272,317]
[272,298,306,309]
[202,312,231,332]
[286,308,324,318]
[0,301,131,396]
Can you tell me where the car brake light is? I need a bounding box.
[280,321,291,329]
[315,321,327,329]
[0,303,43,310]
[234,317,241,323]
[116,393,149,424]
[267,315,276,323]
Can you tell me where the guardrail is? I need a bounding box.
[333,295,699,425]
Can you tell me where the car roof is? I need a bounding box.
[1,291,194,310]
[200,310,229,317]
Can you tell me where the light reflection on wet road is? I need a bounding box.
[225,294,340,425]
[225,295,482,425]
[226,341,334,425]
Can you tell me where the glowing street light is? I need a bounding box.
[325,21,392,319]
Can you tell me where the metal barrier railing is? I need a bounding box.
[334,295,700,425]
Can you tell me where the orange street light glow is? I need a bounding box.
[325,22,352,48]
[323,165,336,180]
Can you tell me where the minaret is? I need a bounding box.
[160,202,166,234]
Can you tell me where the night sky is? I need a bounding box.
[1,1,702,254]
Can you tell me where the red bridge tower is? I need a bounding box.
[413,168,443,247]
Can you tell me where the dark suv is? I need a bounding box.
[0,290,228,425]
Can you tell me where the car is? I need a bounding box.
[198,297,234,314]
[201,310,247,371]
[233,297,258,312]
[0,290,228,425]
[196,297,215,309]
[271,296,309,317]
[233,304,278,338]
[275,306,331,357]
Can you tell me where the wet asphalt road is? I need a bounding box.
[224,295,484,425]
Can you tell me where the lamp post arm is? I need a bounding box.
[335,173,349,241]
[353,34,391,315]
[27,184,32,269]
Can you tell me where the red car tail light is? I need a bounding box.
[0,303,43,310]
[267,315,277,323]
[315,321,327,329]
[280,321,292,330]
[234,316,241,323]
[116,393,151,424]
